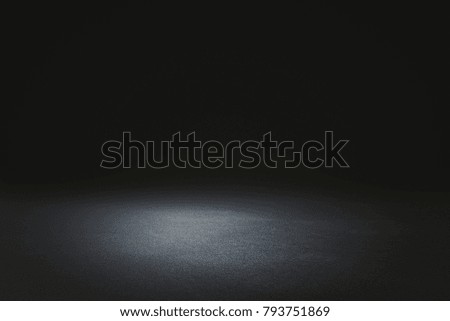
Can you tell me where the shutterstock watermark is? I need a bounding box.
[100,131,350,169]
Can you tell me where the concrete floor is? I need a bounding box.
[1,185,449,299]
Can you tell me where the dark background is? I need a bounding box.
[2,3,449,300]
[5,2,449,189]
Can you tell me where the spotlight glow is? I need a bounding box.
[18,189,403,299]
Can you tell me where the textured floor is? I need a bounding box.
[1,185,449,300]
